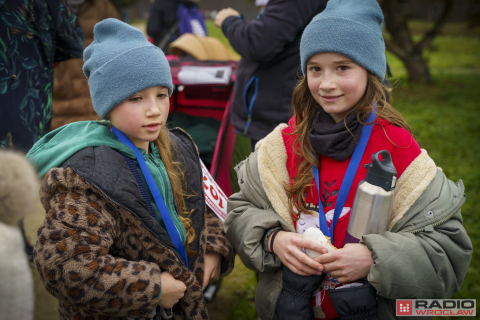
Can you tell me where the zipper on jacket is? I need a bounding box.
[243,76,259,135]
[69,166,190,268]
[405,193,466,235]
[244,157,272,207]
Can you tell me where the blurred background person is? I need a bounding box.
[0,150,40,320]
[0,0,84,153]
[50,0,120,131]
[255,0,269,10]
[147,0,207,52]
[215,0,327,150]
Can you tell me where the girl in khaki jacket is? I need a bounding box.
[225,0,472,319]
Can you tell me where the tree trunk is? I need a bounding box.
[403,52,431,84]
[380,0,453,84]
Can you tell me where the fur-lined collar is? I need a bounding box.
[254,124,438,231]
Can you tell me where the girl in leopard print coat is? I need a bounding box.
[27,19,234,320]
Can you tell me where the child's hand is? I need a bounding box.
[316,243,373,283]
[158,272,187,309]
[270,231,327,276]
[202,252,222,291]
[214,8,241,28]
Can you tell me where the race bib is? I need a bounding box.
[200,160,227,221]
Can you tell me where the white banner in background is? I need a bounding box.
[178,66,232,85]
[200,160,227,221]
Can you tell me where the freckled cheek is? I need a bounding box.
[340,80,363,96]
[307,78,320,96]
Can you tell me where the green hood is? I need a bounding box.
[27,121,136,178]
[27,120,187,245]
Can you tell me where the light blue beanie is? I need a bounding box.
[300,0,386,80]
[83,18,173,119]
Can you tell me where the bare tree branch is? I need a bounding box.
[379,0,452,83]
[382,0,415,53]
[384,39,408,61]
[415,0,454,52]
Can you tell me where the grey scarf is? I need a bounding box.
[308,110,363,162]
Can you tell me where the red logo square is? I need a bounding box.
[397,300,413,316]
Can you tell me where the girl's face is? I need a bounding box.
[109,86,170,151]
[306,52,368,123]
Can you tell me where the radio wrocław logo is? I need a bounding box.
[396,299,476,316]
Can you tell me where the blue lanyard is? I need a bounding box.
[111,126,188,266]
[312,108,376,244]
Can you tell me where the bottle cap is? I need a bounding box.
[364,150,397,191]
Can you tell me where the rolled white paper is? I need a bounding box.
[303,227,336,258]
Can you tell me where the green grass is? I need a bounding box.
[407,20,480,37]
[207,257,258,319]
[383,20,480,78]
[209,21,480,319]
[385,36,480,78]
[391,73,480,319]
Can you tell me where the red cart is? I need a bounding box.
[167,56,239,197]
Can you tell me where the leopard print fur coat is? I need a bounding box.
[33,130,234,320]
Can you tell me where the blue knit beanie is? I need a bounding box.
[83,18,173,119]
[300,0,386,80]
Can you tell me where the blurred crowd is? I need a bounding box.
[1,0,331,153]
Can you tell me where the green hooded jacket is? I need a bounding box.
[26,121,186,244]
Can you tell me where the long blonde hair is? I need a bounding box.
[153,127,196,255]
[287,73,411,219]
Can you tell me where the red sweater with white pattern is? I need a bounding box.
[282,116,421,319]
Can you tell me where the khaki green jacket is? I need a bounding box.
[224,124,472,320]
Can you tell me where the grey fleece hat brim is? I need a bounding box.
[300,0,387,80]
[87,45,173,119]
[83,18,173,119]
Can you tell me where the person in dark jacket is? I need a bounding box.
[215,0,327,149]
[0,0,84,153]
[147,0,204,52]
